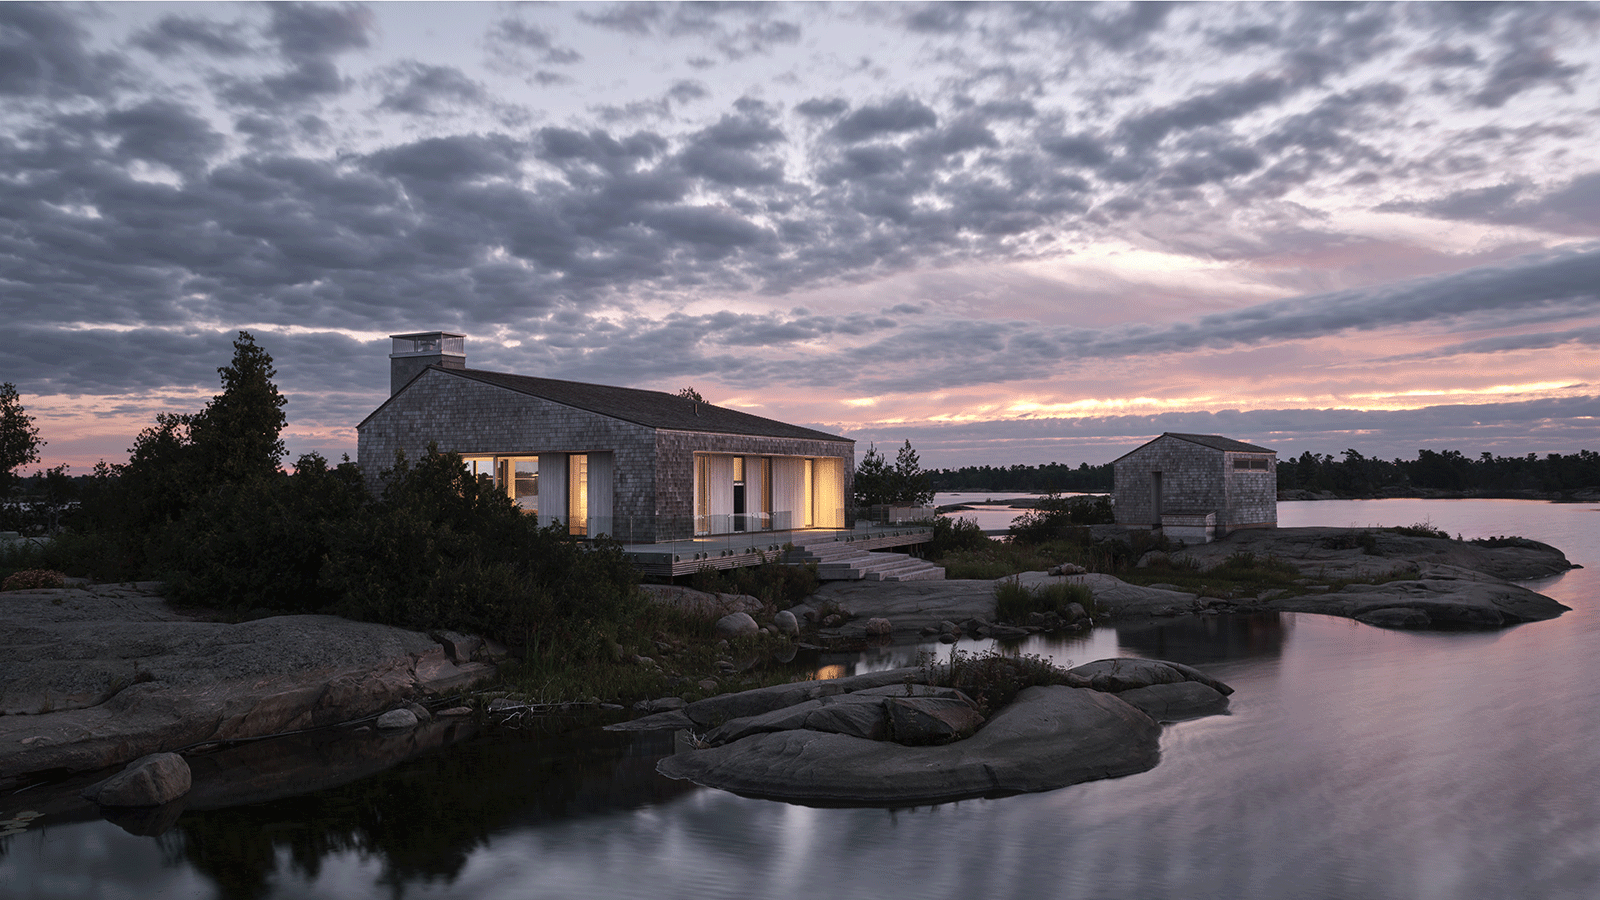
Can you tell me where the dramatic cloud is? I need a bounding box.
[4,1,1600,469]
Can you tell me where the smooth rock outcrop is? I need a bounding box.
[1,584,497,785]
[658,685,1163,806]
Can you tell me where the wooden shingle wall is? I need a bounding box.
[1113,436,1276,533]
[357,370,658,521]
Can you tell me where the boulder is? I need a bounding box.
[375,709,418,730]
[633,697,688,714]
[863,617,893,636]
[885,696,985,745]
[714,612,759,640]
[83,753,191,807]
[772,610,799,636]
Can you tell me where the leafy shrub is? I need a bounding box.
[2,568,64,591]
[928,515,991,556]
[1007,494,1113,545]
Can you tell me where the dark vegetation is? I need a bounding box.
[993,577,1096,623]
[920,646,1079,716]
[931,494,1120,580]
[688,560,820,609]
[1278,447,1600,495]
[929,461,1112,493]
[0,334,726,702]
[853,440,935,507]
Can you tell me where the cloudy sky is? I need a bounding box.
[3,1,1598,472]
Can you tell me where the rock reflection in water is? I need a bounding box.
[1113,612,1288,666]
[165,719,688,897]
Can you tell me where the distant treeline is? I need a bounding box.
[929,462,1113,493]
[927,449,1600,497]
[1279,449,1600,494]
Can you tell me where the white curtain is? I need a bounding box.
[701,454,735,534]
[744,456,768,529]
[770,457,806,531]
[812,457,845,528]
[538,453,567,530]
[587,452,613,537]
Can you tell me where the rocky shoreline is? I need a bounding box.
[619,659,1232,806]
[0,582,499,791]
[0,525,1575,807]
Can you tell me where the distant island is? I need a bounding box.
[928,449,1600,500]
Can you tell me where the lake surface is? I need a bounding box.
[4,498,1598,899]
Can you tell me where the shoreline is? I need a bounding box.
[0,523,1575,799]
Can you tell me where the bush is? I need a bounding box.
[319,448,643,667]
[993,576,1095,623]
[928,515,991,556]
[921,646,1076,715]
[1007,494,1113,545]
[2,568,64,591]
[1390,521,1450,540]
[688,560,820,608]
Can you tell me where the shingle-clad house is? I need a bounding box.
[358,332,855,544]
[1112,433,1277,542]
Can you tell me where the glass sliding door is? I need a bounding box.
[568,454,588,536]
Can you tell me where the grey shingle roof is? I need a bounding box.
[444,368,852,443]
[1161,433,1276,453]
[1114,432,1276,462]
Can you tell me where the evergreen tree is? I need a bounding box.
[853,443,893,506]
[892,440,934,505]
[0,382,42,494]
[187,331,287,485]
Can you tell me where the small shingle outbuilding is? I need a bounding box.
[1112,433,1277,542]
[358,332,854,544]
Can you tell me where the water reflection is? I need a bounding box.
[5,498,1599,900]
[162,721,688,898]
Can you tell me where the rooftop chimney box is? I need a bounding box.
[389,331,465,395]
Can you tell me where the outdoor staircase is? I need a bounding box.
[784,538,945,582]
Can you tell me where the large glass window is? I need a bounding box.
[461,455,538,514]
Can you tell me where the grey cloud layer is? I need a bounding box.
[2,1,1598,454]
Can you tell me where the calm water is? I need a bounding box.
[4,499,1599,899]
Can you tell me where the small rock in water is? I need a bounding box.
[436,706,473,717]
[83,753,191,807]
[376,708,419,730]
